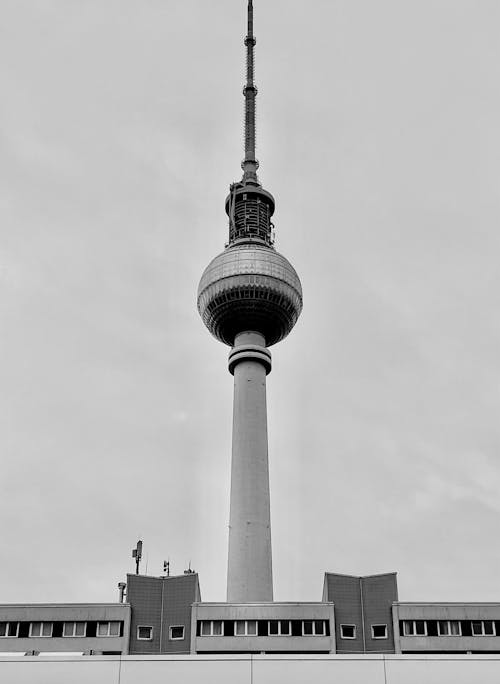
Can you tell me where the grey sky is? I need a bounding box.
[1,0,499,604]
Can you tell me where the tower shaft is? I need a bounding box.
[227,332,273,602]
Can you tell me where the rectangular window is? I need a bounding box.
[472,621,482,636]
[0,622,19,638]
[29,622,53,638]
[484,621,495,636]
[247,620,257,636]
[303,621,313,636]
[371,624,388,639]
[169,625,185,641]
[97,622,108,637]
[63,622,87,638]
[199,620,224,637]
[472,620,496,636]
[266,620,300,636]
[340,624,356,639]
[438,620,449,636]
[438,620,461,637]
[314,620,326,636]
[234,620,257,636]
[97,621,121,637]
[403,620,427,636]
[137,626,153,641]
[402,620,413,636]
[269,621,279,636]
[301,620,326,636]
[415,621,426,636]
[280,620,291,636]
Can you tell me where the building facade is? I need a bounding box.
[0,603,130,656]
[3,573,500,657]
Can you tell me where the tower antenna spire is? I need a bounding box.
[242,0,259,184]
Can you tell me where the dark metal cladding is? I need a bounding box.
[225,184,275,246]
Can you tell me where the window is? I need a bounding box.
[169,625,185,641]
[472,621,495,637]
[63,622,86,638]
[29,622,53,638]
[234,620,257,636]
[303,620,327,636]
[97,621,120,637]
[340,624,356,639]
[267,620,291,636]
[269,620,279,635]
[402,620,427,636]
[438,620,461,636]
[280,620,291,636]
[137,626,153,641]
[484,621,495,636]
[0,622,19,638]
[199,620,224,637]
[371,625,388,639]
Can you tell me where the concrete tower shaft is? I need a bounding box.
[227,332,273,602]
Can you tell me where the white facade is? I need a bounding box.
[2,653,500,683]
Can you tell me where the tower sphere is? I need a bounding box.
[197,243,302,347]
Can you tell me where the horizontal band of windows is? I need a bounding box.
[197,620,330,638]
[400,620,499,637]
[0,621,124,639]
[340,624,388,640]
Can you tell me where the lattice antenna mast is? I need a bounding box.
[241,0,259,184]
[224,0,275,246]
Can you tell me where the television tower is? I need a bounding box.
[197,0,303,603]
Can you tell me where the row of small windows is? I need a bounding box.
[0,621,123,639]
[136,625,184,641]
[400,620,499,637]
[196,620,330,638]
[340,624,388,640]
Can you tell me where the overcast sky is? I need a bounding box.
[2,0,500,605]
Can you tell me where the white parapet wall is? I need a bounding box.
[2,654,500,683]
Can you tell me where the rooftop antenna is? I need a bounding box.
[184,560,195,575]
[132,540,143,575]
[163,559,170,577]
[241,0,259,185]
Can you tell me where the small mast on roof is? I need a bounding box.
[226,0,276,247]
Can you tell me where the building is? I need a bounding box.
[0,603,130,656]
[1,1,499,675]
[3,569,500,657]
